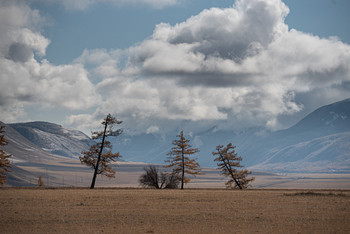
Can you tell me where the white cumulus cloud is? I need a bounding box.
[71,0,350,133]
[0,2,101,122]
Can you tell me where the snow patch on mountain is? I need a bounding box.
[62,128,90,141]
[9,122,94,159]
[326,112,348,126]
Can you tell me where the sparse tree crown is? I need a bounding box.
[165,131,203,189]
[0,126,11,185]
[139,165,179,189]
[213,143,254,189]
[80,114,122,189]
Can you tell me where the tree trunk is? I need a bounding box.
[181,146,185,190]
[90,119,108,189]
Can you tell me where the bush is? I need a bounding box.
[139,166,179,189]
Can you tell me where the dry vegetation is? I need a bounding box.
[1,188,349,233]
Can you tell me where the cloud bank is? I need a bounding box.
[0,2,100,122]
[1,0,350,134]
[70,0,350,132]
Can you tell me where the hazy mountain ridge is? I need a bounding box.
[112,98,350,173]
[251,132,350,173]
[288,98,350,135]
[224,98,350,172]
[250,98,350,172]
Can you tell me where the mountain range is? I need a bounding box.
[1,98,349,186]
[112,98,350,173]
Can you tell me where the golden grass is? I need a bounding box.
[1,188,349,233]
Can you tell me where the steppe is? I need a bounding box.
[10,158,350,189]
[4,158,350,233]
[1,188,349,233]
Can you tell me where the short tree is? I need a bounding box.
[80,114,122,189]
[0,126,11,185]
[165,131,203,189]
[213,143,254,189]
[139,165,179,189]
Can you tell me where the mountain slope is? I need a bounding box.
[288,98,350,136]
[251,132,350,172]
[9,121,94,159]
[247,98,350,172]
[0,121,59,163]
[0,121,79,186]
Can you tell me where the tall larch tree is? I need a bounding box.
[0,126,12,185]
[80,114,122,189]
[213,143,254,189]
[165,131,203,189]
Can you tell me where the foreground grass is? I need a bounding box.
[1,188,349,233]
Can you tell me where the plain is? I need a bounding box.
[0,188,349,233]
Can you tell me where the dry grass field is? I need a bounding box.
[1,188,349,233]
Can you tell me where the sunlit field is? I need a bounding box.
[1,188,349,233]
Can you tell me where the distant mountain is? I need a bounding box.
[113,133,170,163]
[288,98,350,136]
[0,121,59,163]
[250,132,350,173]
[113,98,350,173]
[250,98,350,172]
[0,121,67,186]
[9,121,94,159]
[0,121,94,186]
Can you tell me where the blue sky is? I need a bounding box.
[1,0,350,135]
[35,0,350,65]
[34,0,241,64]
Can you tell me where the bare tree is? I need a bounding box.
[79,114,122,189]
[165,131,203,189]
[0,126,11,185]
[213,143,254,189]
[162,173,180,189]
[139,165,179,189]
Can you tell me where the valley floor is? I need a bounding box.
[0,188,349,233]
[8,159,350,189]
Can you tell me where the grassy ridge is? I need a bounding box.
[1,188,349,233]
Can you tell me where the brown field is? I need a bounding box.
[1,188,349,233]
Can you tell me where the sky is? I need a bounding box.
[1,0,350,136]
